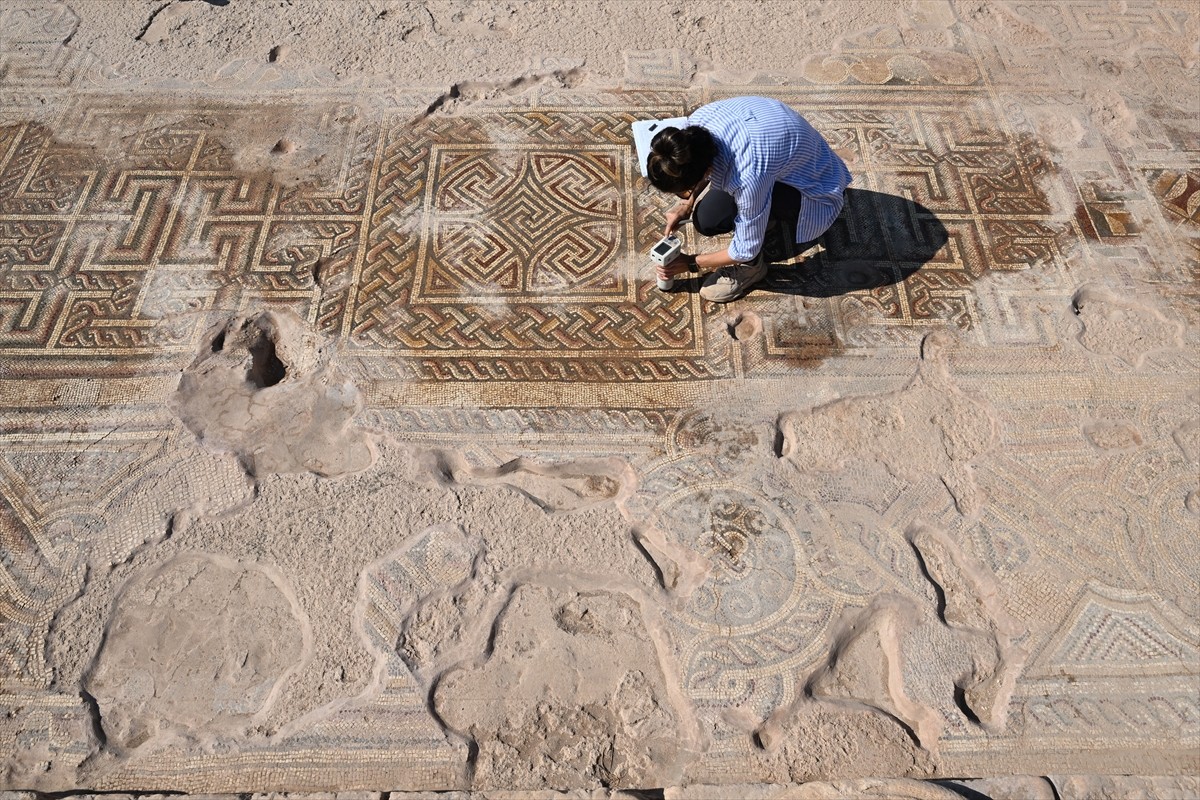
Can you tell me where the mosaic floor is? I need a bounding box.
[1,0,1198,793]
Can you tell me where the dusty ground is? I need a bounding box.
[0,0,1198,796]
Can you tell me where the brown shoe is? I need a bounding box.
[699,255,768,303]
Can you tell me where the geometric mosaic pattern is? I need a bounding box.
[1035,592,1199,676]
[2,92,1064,387]
[354,94,1063,382]
[2,0,1198,792]
[353,105,710,382]
[417,145,629,298]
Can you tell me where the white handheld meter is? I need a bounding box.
[649,235,682,266]
[650,235,682,290]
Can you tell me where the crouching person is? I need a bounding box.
[647,96,852,302]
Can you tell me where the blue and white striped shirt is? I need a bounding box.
[688,97,852,261]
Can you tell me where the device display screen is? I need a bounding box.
[653,242,672,255]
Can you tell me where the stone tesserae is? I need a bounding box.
[0,1,1196,797]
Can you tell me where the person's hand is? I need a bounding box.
[657,252,696,281]
[664,200,694,236]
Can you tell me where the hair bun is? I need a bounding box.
[646,126,715,194]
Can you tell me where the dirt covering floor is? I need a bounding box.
[0,1,1197,796]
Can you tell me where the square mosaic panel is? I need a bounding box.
[346,105,715,383]
[416,144,632,300]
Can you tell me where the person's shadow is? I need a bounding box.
[759,188,948,297]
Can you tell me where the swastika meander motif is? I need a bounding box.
[417,145,630,300]
[3,92,1066,381]
[2,9,1198,786]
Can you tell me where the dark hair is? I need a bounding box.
[647,126,715,193]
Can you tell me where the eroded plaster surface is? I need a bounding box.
[0,0,1197,793]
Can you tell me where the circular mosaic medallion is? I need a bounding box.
[653,482,817,635]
